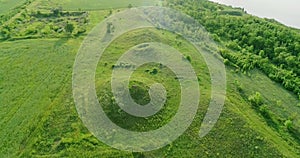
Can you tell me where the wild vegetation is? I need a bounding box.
[167,0,300,99]
[168,0,300,146]
[0,0,299,157]
[0,7,88,40]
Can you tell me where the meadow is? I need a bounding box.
[1,28,290,157]
[0,0,299,157]
[0,0,26,14]
[36,0,161,11]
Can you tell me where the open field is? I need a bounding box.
[0,38,80,157]
[0,0,26,14]
[36,0,161,11]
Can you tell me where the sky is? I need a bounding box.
[209,0,300,29]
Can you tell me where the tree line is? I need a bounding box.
[168,0,300,99]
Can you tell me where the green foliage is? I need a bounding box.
[168,0,300,98]
[226,40,241,51]
[51,7,63,17]
[1,0,300,157]
[0,9,88,40]
[186,55,192,62]
[129,81,151,105]
[234,79,243,92]
[0,0,32,27]
[248,92,263,107]
[65,22,75,34]
[132,152,145,158]
[37,0,160,10]
[150,68,158,75]
[284,120,293,130]
[219,9,244,16]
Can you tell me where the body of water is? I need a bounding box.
[209,0,300,29]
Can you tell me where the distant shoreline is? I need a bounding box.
[209,0,300,29]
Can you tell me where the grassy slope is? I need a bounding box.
[95,28,211,132]
[0,0,299,157]
[0,38,79,157]
[226,70,300,157]
[0,28,296,158]
[232,70,300,130]
[0,0,26,14]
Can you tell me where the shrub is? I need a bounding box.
[234,79,243,92]
[65,22,75,34]
[284,119,293,130]
[186,55,192,62]
[51,7,63,17]
[150,68,158,75]
[248,92,263,107]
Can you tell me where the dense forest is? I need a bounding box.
[167,0,300,99]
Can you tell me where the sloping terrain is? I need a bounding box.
[0,0,299,157]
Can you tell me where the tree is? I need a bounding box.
[259,50,265,57]
[65,23,74,34]
[51,7,62,17]
[0,29,11,39]
[186,55,192,62]
[226,41,241,51]
[150,68,158,75]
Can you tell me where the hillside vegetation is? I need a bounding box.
[167,0,300,99]
[35,0,161,11]
[0,0,299,157]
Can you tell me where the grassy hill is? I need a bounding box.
[0,0,299,157]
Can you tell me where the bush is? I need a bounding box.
[65,22,75,34]
[51,7,63,17]
[186,55,192,62]
[284,119,293,130]
[150,68,158,75]
[234,79,243,92]
[248,92,263,107]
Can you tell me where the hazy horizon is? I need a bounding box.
[209,0,300,29]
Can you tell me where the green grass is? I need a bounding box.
[0,38,80,157]
[95,28,211,132]
[0,0,299,157]
[1,27,296,157]
[37,0,161,11]
[230,70,300,130]
[226,69,300,157]
[0,0,26,14]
